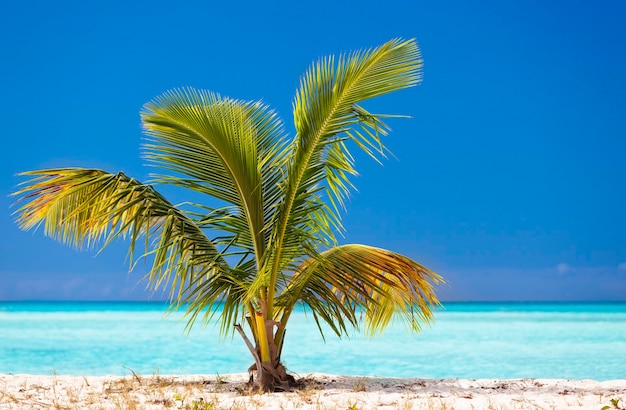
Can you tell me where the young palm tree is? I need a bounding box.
[13,38,443,391]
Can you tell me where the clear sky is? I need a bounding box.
[1,1,625,301]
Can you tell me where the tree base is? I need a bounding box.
[247,362,298,392]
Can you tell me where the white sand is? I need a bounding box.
[1,373,624,409]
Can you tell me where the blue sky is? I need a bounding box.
[1,1,625,301]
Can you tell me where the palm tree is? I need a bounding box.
[13,38,443,391]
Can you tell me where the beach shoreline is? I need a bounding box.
[1,373,625,409]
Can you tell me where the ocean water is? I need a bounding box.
[0,302,624,380]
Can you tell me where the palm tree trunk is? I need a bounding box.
[235,321,295,391]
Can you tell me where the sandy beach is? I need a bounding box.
[1,373,624,409]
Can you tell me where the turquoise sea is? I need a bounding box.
[0,302,624,380]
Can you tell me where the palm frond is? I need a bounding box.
[276,244,443,338]
[12,168,229,302]
[265,39,423,313]
[142,89,289,272]
[289,38,422,226]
